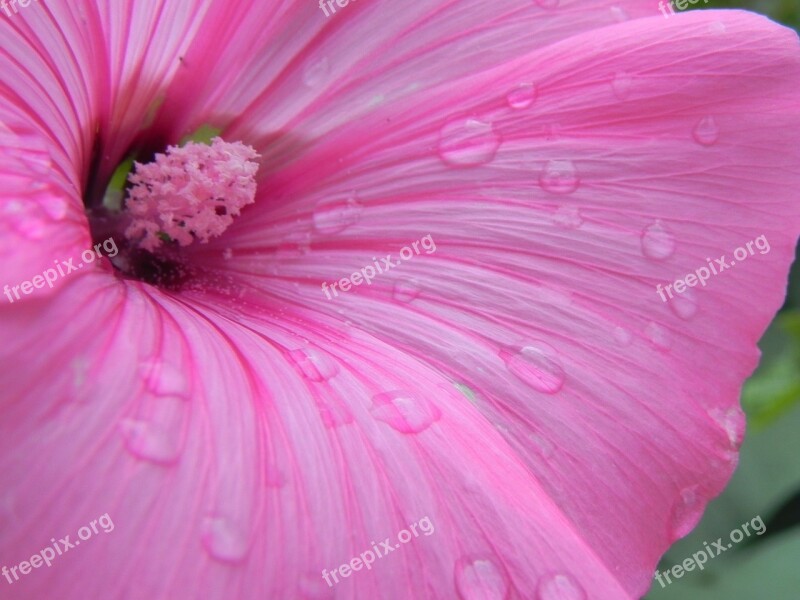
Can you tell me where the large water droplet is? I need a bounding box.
[40,195,68,221]
[669,288,698,320]
[610,5,629,21]
[692,116,719,146]
[644,322,671,351]
[119,419,181,464]
[552,206,583,229]
[202,516,250,563]
[668,485,702,541]
[640,220,675,260]
[507,83,537,109]
[370,391,441,433]
[611,72,633,100]
[455,557,509,600]
[613,326,632,346]
[539,160,579,194]
[537,573,586,600]
[438,118,500,167]
[303,57,330,87]
[393,279,421,303]
[312,196,362,235]
[289,347,339,382]
[709,406,745,449]
[502,344,565,394]
[140,359,191,400]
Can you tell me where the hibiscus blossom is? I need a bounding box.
[1,1,799,599]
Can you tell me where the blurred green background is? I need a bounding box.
[644,3,800,595]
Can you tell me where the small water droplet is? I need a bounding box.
[18,217,46,239]
[288,347,339,382]
[709,21,727,35]
[370,390,441,433]
[669,289,698,320]
[202,516,250,563]
[640,220,675,260]
[119,419,181,464]
[312,196,362,235]
[438,118,500,167]
[611,72,633,100]
[552,206,583,229]
[668,485,702,541]
[537,572,586,600]
[455,557,508,600]
[140,359,191,399]
[644,322,671,351]
[534,0,560,8]
[610,5,629,21]
[709,406,745,449]
[39,195,68,221]
[507,83,537,109]
[222,248,233,260]
[502,343,565,394]
[692,116,719,146]
[393,279,421,303]
[539,160,579,194]
[613,326,632,346]
[303,57,330,87]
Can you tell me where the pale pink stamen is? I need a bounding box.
[124,137,259,252]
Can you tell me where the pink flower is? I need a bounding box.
[1,1,799,598]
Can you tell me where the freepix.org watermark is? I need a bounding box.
[1,0,39,18]
[654,514,765,588]
[321,234,436,300]
[322,516,435,587]
[656,234,769,302]
[2,513,115,585]
[3,237,118,304]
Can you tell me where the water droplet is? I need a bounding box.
[119,419,181,464]
[668,486,702,541]
[552,206,583,229]
[709,21,727,35]
[692,116,719,146]
[537,572,586,600]
[534,0,560,8]
[303,57,330,87]
[539,160,579,195]
[455,557,508,600]
[610,5,629,21]
[611,72,633,100]
[393,279,421,303]
[139,359,191,399]
[438,118,500,167]
[507,83,537,109]
[39,195,68,221]
[669,289,698,320]
[502,344,565,394]
[640,220,675,260]
[312,196,362,235]
[288,347,339,382]
[202,516,250,563]
[644,322,671,351]
[709,406,745,449]
[613,326,632,346]
[17,217,46,239]
[370,390,441,433]
[222,248,233,260]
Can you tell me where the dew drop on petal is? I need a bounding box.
[610,5,629,21]
[370,391,441,433]
[692,116,719,147]
[668,485,703,541]
[438,118,500,167]
[640,220,675,260]
[119,419,181,465]
[18,217,46,240]
[552,206,583,229]
[537,573,586,600]
[455,557,509,600]
[539,160,579,195]
[709,21,727,35]
[303,56,330,87]
[289,347,339,382]
[507,83,537,109]
[202,516,250,563]
[669,289,698,320]
[140,359,191,400]
[611,72,633,100]
[393,279,421,303]
[312,196,362,235]
[644,322,671,351]
[613,326,632,346]
[709,406,745,449]
[502,344,565,394]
